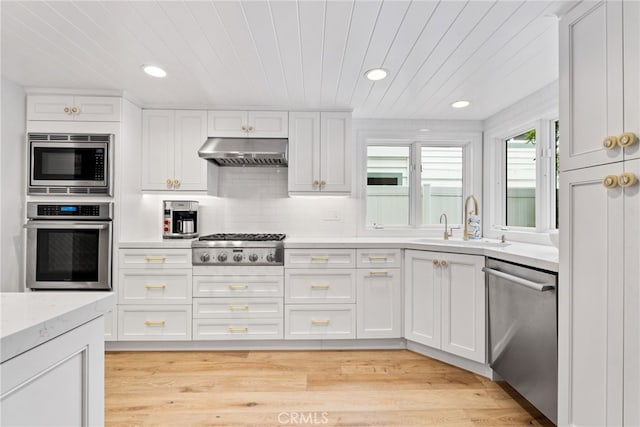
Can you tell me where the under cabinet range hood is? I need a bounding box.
[198,137,288,167]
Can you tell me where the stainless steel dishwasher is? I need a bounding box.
[484,258,557,424]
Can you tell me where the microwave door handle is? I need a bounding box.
[25,223,109,230]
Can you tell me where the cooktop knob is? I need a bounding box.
[217,253,228,262]
[266,253,275,263]
[249,254,259,262]
[233,253,244,262]
[200,253,210,263]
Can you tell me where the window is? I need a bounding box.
[366,143,465,228]
[505,129,537,227]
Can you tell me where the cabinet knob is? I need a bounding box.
[602,136,619,150]
[166,178,173,188]
[433,259,440,266]
[241,125,247,132]
[248,126,254,132]
[320,180,326,189]
[619,172,637,187]
[71,106,79,114]
[440,260,448,267]
[618,132,638,148]
[603,175,619,188]
[313,180,319,188]
[63,107,71,114]
[173,179,180,187]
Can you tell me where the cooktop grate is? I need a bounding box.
[198,233,286,241]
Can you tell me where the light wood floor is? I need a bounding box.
[105,350,554,426]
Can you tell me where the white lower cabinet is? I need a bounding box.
[356,267,401,339]
[118,305,192,341]
[193,318,283,340]
[285,304,356,339]
[404,250,485,363]
[285,269,356,304]
[118,269,192,304]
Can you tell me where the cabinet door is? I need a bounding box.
[288,112,321,192]
[356,268,401,339]
[141,110,175,190]
[439,253,485,363]
[320,112,351,192]
[559,1,624,171]
[173,110,207,191]
[404,250,440,348]
[247,111,288,137]
[624,159,640,425]
[27,95,74,121]
[623,0,640,162]
[558,163,624,426]
[73,96,121,122]
[207,110,247,137]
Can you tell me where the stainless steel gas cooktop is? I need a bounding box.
[191,233,285,265]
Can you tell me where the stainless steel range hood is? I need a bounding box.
[198,137,288,167]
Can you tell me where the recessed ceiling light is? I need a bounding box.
[364,68,388,81]
[451,100,470,109]
[142,65,167,78]
[419,128,430,132]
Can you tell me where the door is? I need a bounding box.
[207,110,247,137]
[623,0,640,162]
[320,112,351,192]
[559,1,624,171]
[288,112,320,192]
[440,253,485,363]
[356,268,401,339]
[141,110,175,190]
[27,95,74,121]
[558,163,624,426]
[174,110,207,191]
[247,111,288,138]
[73,96,121,122]
[404,250,440,348]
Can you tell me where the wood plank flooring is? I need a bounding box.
[105,350,554,426]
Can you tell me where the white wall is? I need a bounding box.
[1,78,26,292]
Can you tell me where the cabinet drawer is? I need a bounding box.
[118,305,192,341]
[119,249,191,269]
[193,318,283,340]
[285,249,356,268]
[285,269,356,303]
[118,269,192,304]
[193,275,284,297]
[356,249,402,268]
[193,298,283,319]
[285,304,356,339]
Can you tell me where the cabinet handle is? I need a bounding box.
[368,271,389,277]
[229,305,249,311]
[320,180,326,189]
[603,175,619,188]
[368,256,388,261]
[144,320,166,326]
[311,284,330,289]
[311,320,330,326]
[313,180,319,188]
[173,179,180,187]
[310,256,329,262]
[228,284,248,290]
[618,132,638,148]
[144,284,166,289]
[166,178,173,188]
[144,256,167,262]
[440,260,448,267]
[64,107,71,114]
[433,259,440,266]
[248,126,254,132]
[619,172,638,187]
[71,106,79,114]
[241,125,247,132]
[228,327,248,333]
[603,136,619,150]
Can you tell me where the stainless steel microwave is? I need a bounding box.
[28,133,112,195]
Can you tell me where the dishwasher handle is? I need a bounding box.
[482,266,555,292]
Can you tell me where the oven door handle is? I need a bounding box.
[25,222,109,230]
[482,267,555,292]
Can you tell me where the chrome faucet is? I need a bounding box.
[439,213,452,240]
[463,194,479,241]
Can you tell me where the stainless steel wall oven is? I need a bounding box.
[28,133,112,195]
[26,202,113,290]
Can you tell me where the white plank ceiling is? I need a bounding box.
[0,0,570,120]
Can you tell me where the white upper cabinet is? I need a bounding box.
[623,1,640,162]
[288,111,352,194]
[560,1,638,171]
[27,95,121,122]
[141,110,207,191]
[207,110,288,138]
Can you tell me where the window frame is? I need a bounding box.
[357,129,482,237]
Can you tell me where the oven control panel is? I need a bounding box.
[27,202,113,220]
[192,247,283,266]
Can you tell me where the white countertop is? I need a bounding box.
[0,292,115,363]
[119,239,195,249]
